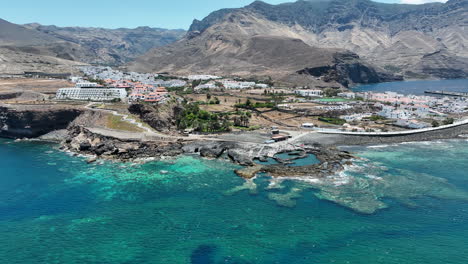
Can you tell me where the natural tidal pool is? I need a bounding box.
[1,139,468,263]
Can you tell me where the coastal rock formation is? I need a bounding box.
[62,126,185,160]
[128,102,184,133]
[0,104,82,138]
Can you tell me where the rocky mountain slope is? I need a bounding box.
[129,0,467,81]
[23,24,186,65]
[127,10,400,87]
[0,47,83,75]
[0,18,185,74]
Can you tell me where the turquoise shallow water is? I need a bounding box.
[1,139,468,263]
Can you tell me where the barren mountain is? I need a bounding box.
[23,24,186,65]
[129,0,467,82]
[0,48,83,75]
[0,18,185,74]
[128,11,400,87]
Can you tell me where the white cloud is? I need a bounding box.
[400,0,448,4]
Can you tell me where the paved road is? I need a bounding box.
[315,118,468,136]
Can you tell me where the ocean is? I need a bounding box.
[353,79,468,96]
[1,138,468,264]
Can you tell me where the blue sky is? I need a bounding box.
[1,0,447,29]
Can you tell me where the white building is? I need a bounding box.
[56,87,127,101]
[221,81,256,89]
[295,89,323,97]
[301,123,315,129]
[340,113,373,122]
[337,92,356,99]
[76,82,101,88]
[188,75,221,81]
[255,84,269,89]
[195,83,218,90]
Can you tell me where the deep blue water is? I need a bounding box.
[1,138,468,263]
[353,79,468,95]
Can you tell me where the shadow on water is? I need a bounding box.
[191,245,217,264]
[191,245,254,264]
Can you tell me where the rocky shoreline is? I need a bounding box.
[55,126,355,181]
[3,103,466,186]
[0,104,355,181]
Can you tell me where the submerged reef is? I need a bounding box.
[229,145,468,214]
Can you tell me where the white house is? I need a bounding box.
[295,89,323,97]
[337,92,356,99]
[188,75,221,80]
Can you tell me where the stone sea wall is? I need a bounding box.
[321,123,468,146]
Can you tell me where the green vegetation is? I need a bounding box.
[319,117,347,126]
[157,75,185,81]
[369,115,386,121]
[235,99,275,109]
[177,104,231,133]
[106,115,143,132]
[232,111,251,127]
[432,120,440,127]
[86,77,106,86]
[233,125,261,131]
[443,117,455,125]
[166,86,193,95]
[191,80,202,88]
[323,88,339,97]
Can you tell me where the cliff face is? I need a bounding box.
[128,103,184,133]
[132,0,467,80]
[297,52,402,87]
[0,105,82,138]
[127,12,399,87]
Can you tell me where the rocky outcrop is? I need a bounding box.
[128,102,184,133]
[61,126,185,160]
[234,146,355,179]
[412,50,468,79]
[0,105,82,138]
[0,92,22,100]
[298,52,403,87]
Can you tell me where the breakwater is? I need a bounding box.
[424,90,468,97]
[308,122,468,146]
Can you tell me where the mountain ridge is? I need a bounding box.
[131,0,467,81]
[0,18,186,74]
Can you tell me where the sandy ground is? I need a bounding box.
[0,78,72,94]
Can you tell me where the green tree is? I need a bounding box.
[271,94,285,107]
[191,80,202,88]
[442,118,454,125]
[324,88,339,97]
